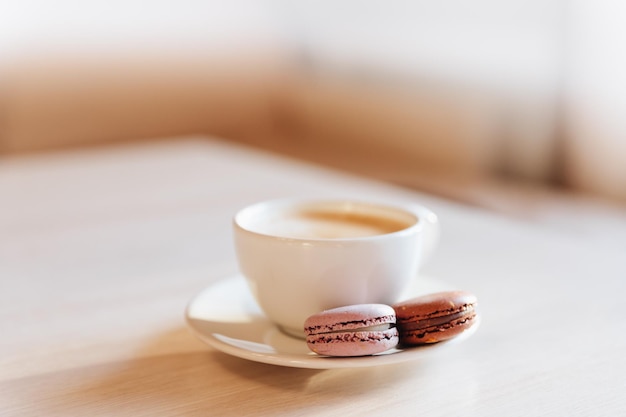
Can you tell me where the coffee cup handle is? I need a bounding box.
[413,205,440,267]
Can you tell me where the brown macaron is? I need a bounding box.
[392,291,478,345]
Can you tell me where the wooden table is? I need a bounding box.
[1,137,625,416]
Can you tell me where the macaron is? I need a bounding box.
[304,304,399,357]
[393,291,478,345]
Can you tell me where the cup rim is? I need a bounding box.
[233,198,424,243]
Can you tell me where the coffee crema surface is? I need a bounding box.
[254,208,415,239]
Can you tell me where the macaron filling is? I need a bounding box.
[305,317,396,335]
[398,308,476,332]
[315,323,394,334]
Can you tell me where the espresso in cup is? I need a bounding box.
[233,199,439,338]
[247,204,416,239]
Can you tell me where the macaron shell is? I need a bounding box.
[306,327,399,357]
[394,291,477,321]
[393,291,478,345]
[304,304,396,335]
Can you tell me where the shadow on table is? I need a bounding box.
[4,326,432,416]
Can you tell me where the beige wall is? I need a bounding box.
[0,52,283,154]
[1,1,625,203]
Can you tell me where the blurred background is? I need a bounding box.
[1,0,625,204]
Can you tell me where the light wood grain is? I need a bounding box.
[1,137,625,416]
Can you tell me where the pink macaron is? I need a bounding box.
[304,304,399,357]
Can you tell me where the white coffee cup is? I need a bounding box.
[233,198,439,338]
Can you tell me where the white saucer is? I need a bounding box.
[185,274,478,369]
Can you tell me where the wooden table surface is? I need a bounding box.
[1,137,625,416]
